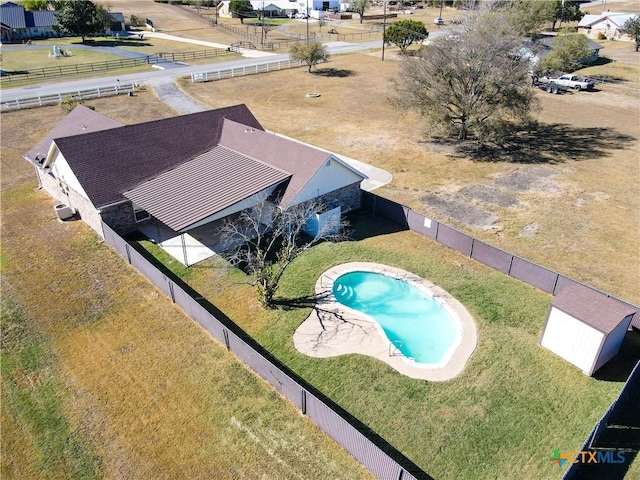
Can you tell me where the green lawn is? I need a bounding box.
[132,211,640,479]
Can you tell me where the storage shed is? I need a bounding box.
[540,285,636,376]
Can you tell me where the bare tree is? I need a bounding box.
[216,200,346,308]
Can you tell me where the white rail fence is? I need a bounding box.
[191,59,304,83]
[1,81,136,111]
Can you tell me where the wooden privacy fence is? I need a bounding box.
[361,191,640,328]
[1,81,136,111]
[101,221,431,480]
[191,58,304,82]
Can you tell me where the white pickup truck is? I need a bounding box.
[546,74,595,91]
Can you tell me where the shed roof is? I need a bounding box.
[52,105,263,208]
[551,285,637,334]
[124,144,291,232]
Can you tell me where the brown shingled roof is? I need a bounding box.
[53,104,263,208]
[552,284,637,334]
[24,105,123,164]
[124,145,291,232]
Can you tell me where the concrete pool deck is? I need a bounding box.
[293,262,477,381]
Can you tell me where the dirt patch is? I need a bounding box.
[422,193,498,230]
[493,166,560,192]
[459,185,519,208]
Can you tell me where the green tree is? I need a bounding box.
[551,0,583,31]
[504,0,556,36]
[19,0,49,10]
[392,13,537,142]
[350,0,371,24]
[383,19,428,54]
[53,1,111,43]
[229,0,253,23]
[622,17,640,51]
[537,30,593,74]
[290,41,328,72]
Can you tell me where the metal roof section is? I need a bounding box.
[219,119,337,207]
[0,1,26,28]
[124,145,291,232]
[26,10,56,28]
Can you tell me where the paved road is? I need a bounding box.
[0,38,383,102]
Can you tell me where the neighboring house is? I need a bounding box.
[0,1,127,42]
[107,12,126,35]
[578,12,639,42]
[521,34,602,69]
[25,105,366,264]
[218,0,339,19]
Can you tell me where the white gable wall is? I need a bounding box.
[50,150,91,202]
[541,307,604,375]
[593,314,634,374]
[291,156,363,206]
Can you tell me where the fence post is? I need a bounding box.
[301,389,307,414]
[125,244,132,264]
[38,95,42,106]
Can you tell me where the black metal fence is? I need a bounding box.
[361,191,640,328]
[562,360,640,479]
[101,221,430,480]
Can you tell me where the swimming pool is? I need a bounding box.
[293,262,477,380]
[333,271,459,365]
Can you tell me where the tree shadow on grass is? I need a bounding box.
[312,67,355,77]
[454,123,637,163]
[72,39,151,47]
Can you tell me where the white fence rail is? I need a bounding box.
[191,59,304,83]
[1,81,136,111]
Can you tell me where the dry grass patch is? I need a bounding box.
[1,98,374,480]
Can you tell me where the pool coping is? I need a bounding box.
[293,262,477,381]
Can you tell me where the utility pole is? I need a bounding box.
[382,1,387,61]
[306,0,309,43]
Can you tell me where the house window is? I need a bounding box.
[133,203,150,222]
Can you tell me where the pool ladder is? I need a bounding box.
[389,340,403,357]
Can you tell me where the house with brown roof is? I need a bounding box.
[25,104,367,264]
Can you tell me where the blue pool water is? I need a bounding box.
[332,271,457,364]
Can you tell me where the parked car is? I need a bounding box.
[434,17,444,25]
[294,12,308,19]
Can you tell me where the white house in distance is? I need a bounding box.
[218,0,340,19]
[578,12,639,42]
[24,104,367,266]
[540,285,636,376]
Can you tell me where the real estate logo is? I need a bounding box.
[549,448,626,467]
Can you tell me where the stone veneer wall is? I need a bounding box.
[37,167,104,237]
[99,202,149,236]
[316,182,362,213]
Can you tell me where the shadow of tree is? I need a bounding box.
[454,123,637,163]
[72,39,151,47]
[313,67,355,77]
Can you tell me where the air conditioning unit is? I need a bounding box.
[54,203,74,220]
